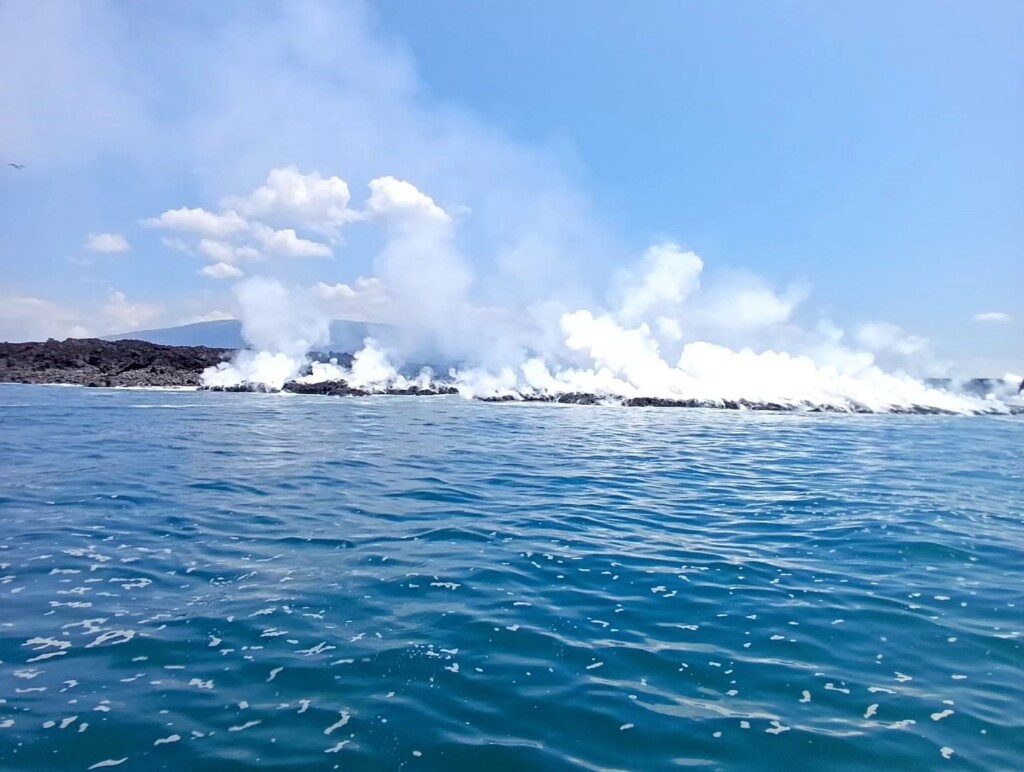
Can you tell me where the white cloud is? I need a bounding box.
[237,245,263,261]
[312,277,389,322]
[169,0,613,307]
[142,207,248,239]
[366,176,451,224]
[188,310,234,324]
[200,262,245,280]
[6,0,610,313]
[224,166,357,237]
[161,237,194,255]
[0,290,162,340]
[198,239,234,263]
[250,223,332,258]
[20,0,606,331]
[973,311,1013,323]
[0,296,89,341]
[84,232,130,253]
[102,290,163,333]
[148,185,333,265]
[198,239,262,265]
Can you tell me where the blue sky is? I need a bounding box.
[0,0,1020,375]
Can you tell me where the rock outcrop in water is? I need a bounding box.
[280,380,459,397]
[0,338,231,388]
[477,393,990,414]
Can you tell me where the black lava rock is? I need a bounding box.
[283,380,369,396]
[0,338,232,388]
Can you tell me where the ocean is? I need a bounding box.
[1,384,1022,770]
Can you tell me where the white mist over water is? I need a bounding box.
[202,277,332,391]
[83,1,1011,414]
[196,181,1021,414]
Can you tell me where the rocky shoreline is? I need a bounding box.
[210,380,460,397]
[2,337,1020,415]
[0,338,232,388]
[198,381,1023,414]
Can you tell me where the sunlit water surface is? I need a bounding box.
[1,385,1022,771]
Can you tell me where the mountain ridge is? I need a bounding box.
[102,319,388,351]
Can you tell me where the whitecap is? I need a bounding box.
[325,711,351,735]
[88,760,128,770]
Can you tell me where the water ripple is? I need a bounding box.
[0,385,1022,770]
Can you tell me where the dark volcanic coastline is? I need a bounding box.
[0,338,456,395]
[0,338,232,388]
[2,337,1020,414]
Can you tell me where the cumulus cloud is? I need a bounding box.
[36,0,609,324]
[200,262,245,280]
[142,207,248,239]
[177,172,472,364]
[0,296,89,341]
[148,189,333,268]
[223,166,357,238]
[102,290,163,333]
[145,174,345,284]
[161,237,194,255]
[973,311,1013,323]
[312,277,389,322]
[0,290,163,340]
[249,223,332,258]
[188,310,234,324]
[366,176,451,224]
[84,232,130,253]
[198,239,261,265]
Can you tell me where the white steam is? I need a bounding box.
[194,171,1019,414]
[202,277,331,390]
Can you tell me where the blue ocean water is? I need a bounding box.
[1,385,1022,771]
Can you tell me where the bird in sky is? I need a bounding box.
[7,163,25,169]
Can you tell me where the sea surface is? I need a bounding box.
[1,384,1022,771]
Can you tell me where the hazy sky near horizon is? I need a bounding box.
[1,0,1020,375]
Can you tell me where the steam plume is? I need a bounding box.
[195,177,1020,415]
